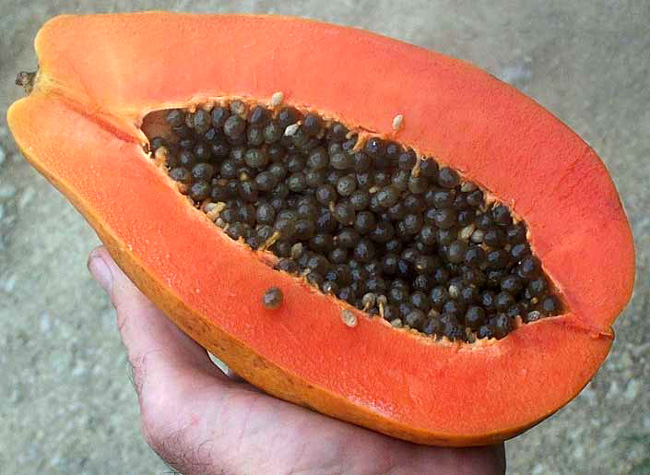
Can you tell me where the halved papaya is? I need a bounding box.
[7,12,634,446]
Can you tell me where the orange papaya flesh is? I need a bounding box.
[7,13,634,446]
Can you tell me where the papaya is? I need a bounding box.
[7,12,635,446]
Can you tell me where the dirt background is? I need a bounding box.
[1,1,649,473]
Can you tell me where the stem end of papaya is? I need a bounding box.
[16,70,37,94]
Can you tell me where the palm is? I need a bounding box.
[90,246,504,474]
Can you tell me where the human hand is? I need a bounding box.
[88,246,505,474]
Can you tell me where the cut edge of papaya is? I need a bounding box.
[8,89,616,445]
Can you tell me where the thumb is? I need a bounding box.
[87,246,114,294]
[87,246,228,396]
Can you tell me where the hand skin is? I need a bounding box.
[88,246,506,475]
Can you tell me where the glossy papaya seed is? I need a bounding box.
[262,286,284,309]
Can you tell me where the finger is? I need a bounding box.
[87,246,230,397]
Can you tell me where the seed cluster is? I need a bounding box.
[147,99,562,342]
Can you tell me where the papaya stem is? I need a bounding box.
[16,71,37,94]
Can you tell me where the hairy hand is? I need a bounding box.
[89,246,505,474]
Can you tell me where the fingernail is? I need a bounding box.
[88,250,113,292]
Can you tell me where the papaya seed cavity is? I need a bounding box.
[143,99,563,342]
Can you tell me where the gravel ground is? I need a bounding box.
[1,1,649,473]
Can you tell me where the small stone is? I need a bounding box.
[341,309,358,327]
[40,312,52,332]
[0,184,16,199]
[19,187,36,208]
[632,341,650,358]
[9,386,23,403]
[3,273,17,292]
[72,363,87,377]
[531,464,547,475]
[606,380,620,399]
[390,318,402,328]
[623,379,640,401]
[617,351,633,369]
